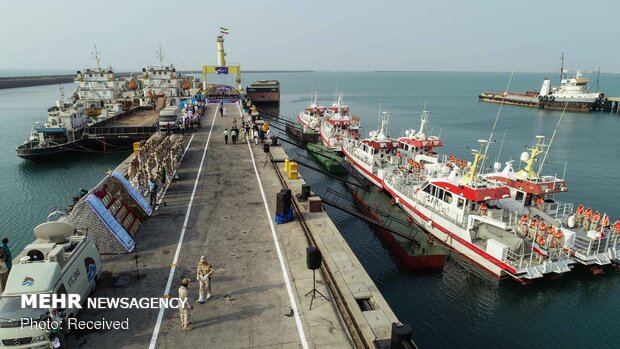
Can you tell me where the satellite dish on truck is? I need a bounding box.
[33,221,75,243]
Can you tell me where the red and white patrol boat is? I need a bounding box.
[319,93,360,151]
[342,110,442,189]
[383,139,573,281]
[485,136,620,268]
[297,93,326,131]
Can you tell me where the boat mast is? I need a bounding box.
[92,43,101,70]
[559,52,564,83]
[156,42,165,68]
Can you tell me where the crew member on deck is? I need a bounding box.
[575,204,585,227]
[583,208,592,231]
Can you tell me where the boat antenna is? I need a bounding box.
[537,101,568,177]
[495,129,507,163]
[559,52,564,83]
[562,160,568,179]
[92,43,101,70]
[596,67,601,93]
[157,42,165,68]
[480,71,513,173]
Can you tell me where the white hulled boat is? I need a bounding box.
[138,44,193,108]
[383,140,573,281]
[319,93,360,151]
[297,93,326,131]
[16,87,90,160]
[485,136,620,268]
[72,44,135,120]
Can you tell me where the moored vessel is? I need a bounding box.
[319,93,360,151]
[16,88,90,160]
[247,80,280,105]
[382,139,573,281]
[297,92,325,131]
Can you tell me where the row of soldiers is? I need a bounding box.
[574,204,620,234]
[518,214,564,248]
[127,135,184,197]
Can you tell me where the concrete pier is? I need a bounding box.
[66,103,400,348]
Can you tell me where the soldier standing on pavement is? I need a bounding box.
[179,278,193,331]
[196,256,214,303]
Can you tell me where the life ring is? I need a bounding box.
[391,147,398,155]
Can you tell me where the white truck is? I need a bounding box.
[0,221,101,349]
[158,106,181,131]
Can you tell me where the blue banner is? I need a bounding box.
[215,66,229,74]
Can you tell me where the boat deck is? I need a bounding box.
[107,109,160,127]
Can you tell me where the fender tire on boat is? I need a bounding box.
[538,95,543,101]
[549,96,555,101]
[543,95,549,101]
[391,147,398,155]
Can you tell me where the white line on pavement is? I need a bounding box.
[240,103,309,349]
[149,106,218,349]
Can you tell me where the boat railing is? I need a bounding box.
[505,246,570,270]
[387,173,467,228]
[543,201,573,219]
[570,231,620,258]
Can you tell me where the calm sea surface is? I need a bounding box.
[2,71,619,348]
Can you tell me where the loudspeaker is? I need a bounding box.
[280,188,292,208]
[300,184,311,200]
[263,143,270,153]
[276,192,287,215]
[306,246,321,270]
[390,322,413,349]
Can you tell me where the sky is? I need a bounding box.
[1,0,619,73]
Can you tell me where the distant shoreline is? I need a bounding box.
[0,70,316,90]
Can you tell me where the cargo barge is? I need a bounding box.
[246,80,280,105]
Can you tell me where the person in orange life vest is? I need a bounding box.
[575,204,584,226]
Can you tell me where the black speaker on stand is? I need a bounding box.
[263,143,270,167]
[305,246,329,310]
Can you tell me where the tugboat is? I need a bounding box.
[16,87,90,160]
[297,92,325,131]
[485,136,620,269]
[479,54,608,112]
[319,93,360,151]
[382,139,573,281]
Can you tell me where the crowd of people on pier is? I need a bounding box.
[222,98,273,145]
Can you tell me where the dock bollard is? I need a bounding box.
[390,322,413,349]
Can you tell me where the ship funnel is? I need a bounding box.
[539,79,551,96]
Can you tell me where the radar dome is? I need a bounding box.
[404,130,410,136]
[520,152,530,162]
[493,162,502,171]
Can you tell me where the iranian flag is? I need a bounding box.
[220,27,229,35]
[532,236,549,257]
